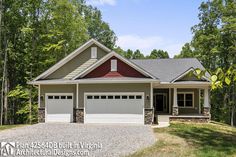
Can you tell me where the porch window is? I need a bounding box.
[177,93,194,107]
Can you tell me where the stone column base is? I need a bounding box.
[144,108,154,125]
[172,107,179,116]
[203,107,210,117]
[74,108,84,123]
[38,108,45,123]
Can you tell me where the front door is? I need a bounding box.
[155,93,167,112]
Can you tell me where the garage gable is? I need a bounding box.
[84,56,147,78]
[74,52,156,79]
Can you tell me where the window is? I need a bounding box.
[136,95,142,99]
[111,59,117,71]
[177,94,184,107]
[87,95,93,99]
[61,96,66,99]
[67,96,72,99]
[91,47,97,59]
[115,95,120,99]
[129,95,135,99]
[108,96,113,99]
[48,96,53,99]
[94,95,99,99]
[177,93,194,107]
[101,95,106,99]
[55,96,60,99]
[122,95,127,99]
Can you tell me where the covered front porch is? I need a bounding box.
[151,82,211,123]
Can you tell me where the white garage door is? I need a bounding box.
[46,93,73,123]
[85,93,144,124]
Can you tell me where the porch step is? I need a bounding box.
[156,115,170,128]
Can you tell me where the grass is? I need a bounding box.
[0,124,26,131]
[128,121,236,157]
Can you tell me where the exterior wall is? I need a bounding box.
[46,44,108,79]
[153,89,170,113]
[78,83,151,108]
[178,75,201,81]
[168,88,200,114]
[177,88,199,114]
[84,56,147,78]
[40,84,76,108]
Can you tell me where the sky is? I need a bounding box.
[86,0,204,58]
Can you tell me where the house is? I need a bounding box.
[29,39,211,124]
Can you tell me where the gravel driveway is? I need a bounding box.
[0,123,155,157]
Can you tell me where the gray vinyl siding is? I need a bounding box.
[78,83,151,108]
[40,85,76,108]
[46,44,108,79]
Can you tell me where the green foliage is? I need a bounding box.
[147,49,169,59]
[0,0,117,124]
[174,43,194,58]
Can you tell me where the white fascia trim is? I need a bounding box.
[73,51,157,80]
[30,79,159,85]
[170,67,210,83]
[33,39,111,81]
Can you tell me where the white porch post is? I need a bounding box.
[150,82,153,108]
[38,85,40,108]
[172,87,179,116]
[203,87,210,116]
[76,84,79,108]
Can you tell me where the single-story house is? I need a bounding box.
[29,39,211,124]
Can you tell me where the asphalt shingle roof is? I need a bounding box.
[131,58,207,82]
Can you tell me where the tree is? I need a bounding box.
[183,0,236,126]
[0,0,117,124]
[174,43,194,58]
[133,49,145,59]
[196,64,236,126]
[147,49,169,59]
[124,49,133,59]
[83,6,117,49]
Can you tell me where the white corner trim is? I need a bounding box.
[33,39,111,81]
[38,85,40,108]
[72,51,157,80]
[171,67,210,83]
[76,84,79,108]
[150,82,153,108]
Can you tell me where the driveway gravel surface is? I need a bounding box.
[0,123,155,157]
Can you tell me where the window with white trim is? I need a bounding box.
[91,47,97,59]
[177,93,194,107]
[111,59,117,71]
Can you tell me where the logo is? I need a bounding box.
[0,142,15,156]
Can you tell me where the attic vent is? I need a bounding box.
[91,47,97,59]
[111,59,117,71]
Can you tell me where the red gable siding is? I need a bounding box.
[84,57,148,78]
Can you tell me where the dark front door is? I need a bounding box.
[156,94,164,112]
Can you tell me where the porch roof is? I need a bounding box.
[131,58,211,82]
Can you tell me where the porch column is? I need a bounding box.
[203,87,210,116]
[76,83,79,108]
[172,88,179,116]
[38,85,40,108]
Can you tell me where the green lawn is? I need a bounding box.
[128,122,236,157]
[0,124,26,131]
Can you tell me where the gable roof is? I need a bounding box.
[131,58,210,82]
[170,67,210,83]
[33,39,111,81]
[73,51,157,80]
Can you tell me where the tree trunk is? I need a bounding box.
[0,0,3,126]
[231,105,235,127]
[3,77,7,124]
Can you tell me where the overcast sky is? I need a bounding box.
[87,0,204,58]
